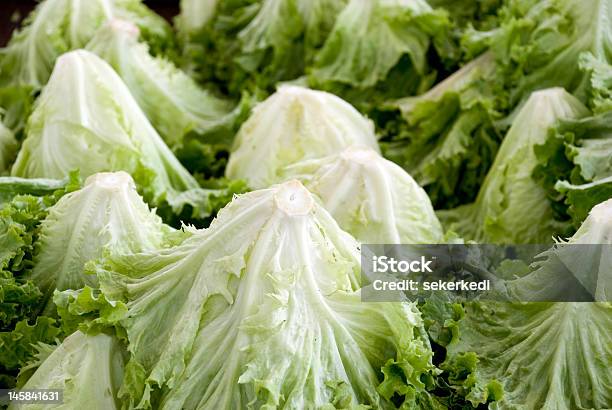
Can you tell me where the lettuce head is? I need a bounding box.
[11,50,200,208]
[10,331,125,410]
[440,87,589,244]
[226,85,379,188]
[283,146,443,244]
[507,198,612,302]
[26,172,178,314]
[93,180,437,409]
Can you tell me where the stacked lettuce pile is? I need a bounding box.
[0,0,610,409]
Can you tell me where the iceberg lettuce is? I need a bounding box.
[11,50,199,207]
[283,147,443,244]
[226,85,379,188]
[93,180,436,408]
[26,172,178,313]
[443,201,612,408]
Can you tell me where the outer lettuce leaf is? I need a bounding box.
[11,50,200,209]
[53,286,128,339]
[86,20,241,150]
[380,52,502,209]
[535,109,612,228]
[440,88,589,244]
[0,0,174,92]
[283,147,443,244]
[182,0,347,96]
[310,0,449,107]
[0,176,74,205]
[474,0,612,105]
[580,52,612,113]
[0,121,17,174]
[427,0,502,30]
[0,175,80,322]
[177,0,255,94]
[9,331,126,410]
[92,180,437,408]
[426,0,503,70]
[226,85,379,189]
[237,0,347,87]
[0,175,78,387]
[0,318,61,378]
[26,172,179,314]
[555,177,612,226]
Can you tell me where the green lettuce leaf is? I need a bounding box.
[0,317,61,375]
[0,173,79,327]
[0,86,34,137]
[535,109,612,228]
[0,174,74,386]
[180,0,347,96]
[427,0,502,31]
[579,52,612,113]
[226,85,379,189]
[379,52,502,209]
[472,0,612,105]
[53,286,128,339]
[439,87,589,244]
[310,0,450,107]
[0,176,74,205]
[555,177,612,226]
[283,146,443,244]
[92,180,437,408]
